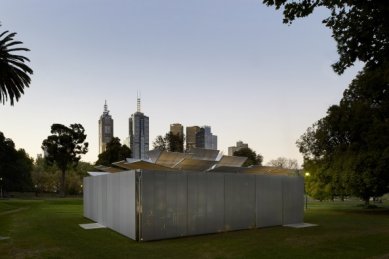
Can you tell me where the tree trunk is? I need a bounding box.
[364,198,370,206]
[60,169,66,197]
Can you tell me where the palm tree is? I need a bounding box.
[0,24,33,105]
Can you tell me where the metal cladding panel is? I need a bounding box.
[105,175,114,229]
[205,173,225,233]
[165,172,188,238]
[256,175,283,227]
[116,171,136,239]
[189,148,219,161]
[217,156,247,167]
[152,171,168,240]
[187,173,208,235]
[91,176,98,222]
[155,152,188,168]
[282,176,304,225]
[139,171,155,240]
[224,174,256,231]
[84,171,137,240]
[98,175,108,226]
[111,173,121,231]
[175,159,216,171]
[83,177,91,218]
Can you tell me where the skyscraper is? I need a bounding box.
[186,126,200,151]
[129,97,149,159]
[98,101,113,154]
[170,123,184,137]
[194,126,218,150]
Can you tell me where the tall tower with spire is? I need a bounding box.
[129,94,149,159]
[98,100,114,154]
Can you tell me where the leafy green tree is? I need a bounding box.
[95,137,131,166]
[32,157,93,195]
[262,0,389,74]
[0,131,33,192]
[297,64,389,205]
[233,147,263,167]
[31,156,60,193]
[167,132,184,152]
[67,161,94,195]
[153,133,184,152]
[153,135,167,151]
[0,24,33,105]
[41,124,88,197]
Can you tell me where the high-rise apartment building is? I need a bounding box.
[195,126,218,150]
[170,123,184,137]
[98,101,113,154]
[186,126,200,151]
[212,135,218,150]
[228,141,249,156]
[129,97,149,159]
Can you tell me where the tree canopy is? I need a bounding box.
[41,123,88,196]
[0,131,33,193]
[233,147,263,167]
[153,132,184,152]
[32,156,93,195]
[262,0,389,74]
[95,137,131,166]
[267,157,299,169]
[297,64,389,204]
[0,24,33,105]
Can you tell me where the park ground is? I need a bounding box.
[1,197,389,258]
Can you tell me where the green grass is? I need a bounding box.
[1,198,389,258]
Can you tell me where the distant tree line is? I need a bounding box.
[0,132,33,192]
[0,123,92,197]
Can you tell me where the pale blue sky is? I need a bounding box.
[0,0,361,165]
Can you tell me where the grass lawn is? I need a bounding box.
[1,198,389,258]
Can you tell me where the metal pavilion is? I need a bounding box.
[83,148,304,241]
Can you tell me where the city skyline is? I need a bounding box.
[0,0,362,165]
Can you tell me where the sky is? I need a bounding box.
[0,0,362,166]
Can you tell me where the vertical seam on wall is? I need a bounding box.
[186,172,188,236]
[255,175,257,229]
[223,174,226,232]
[282,176,284,225]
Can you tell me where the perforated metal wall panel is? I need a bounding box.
[256,175,283,227]
[83,177,92,218]
[83,171,136,240]
[282,176,304,224]
[139,170,155,240]
[165,172,188,238]
[187,172,208,235]
[140,171,189,240]
[204,173,225,233]
[224,174,256,231]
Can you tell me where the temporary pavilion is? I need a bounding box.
[83,148,304,241]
